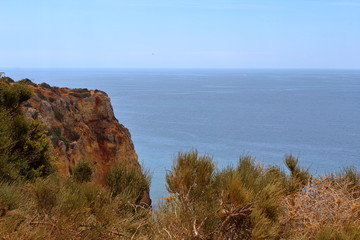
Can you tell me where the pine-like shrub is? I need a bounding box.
[73,159,94,183]
[106,162,151,204]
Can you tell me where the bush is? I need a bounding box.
[166,150,215,201]
[18,78,35,86]
[50,127,70,149]
[20,120,55,180]
[0,111,18,183]
[0,148,358,239]
[73,159,94,183]
[156,151,309,239]
[73,88,89,93]
[285,154,310,192]
[106,162,151,204]
[39,82,52,90]
[0,81,32,111]
[0,82,54,182]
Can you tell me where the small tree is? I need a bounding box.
[73,159,94,183]
[0,81,54,182]
[106,162,150,204]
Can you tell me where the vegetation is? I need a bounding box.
[0,176,152,239]
[0,148,357,239]
[106,162,151,204]
[35,89,48,101]
[39,82,52,90]
[72,159,94,183]
[155,151,359,240]
[0,80,54,182]
[0,79,359,239]
[50,127,70,149]
[53,107,64,121]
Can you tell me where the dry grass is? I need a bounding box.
[280,176,360,239]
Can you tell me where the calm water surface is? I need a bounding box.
[4,69,360,202]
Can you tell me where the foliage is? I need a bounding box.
[0,175,152,239]
[0,148,358,239]
[155,151,359,240]
[50,127,70,149]
[0,81,54,182]
[73,159,94,183]
[162,151,219,238]
[284,154,310,192]
[106,162,151,204]
[0,81,32,111]
[18,78,35,85]
[39,82,52,90]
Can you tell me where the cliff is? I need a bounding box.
[20,81,141,187]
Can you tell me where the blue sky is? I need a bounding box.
[1,0,360,68]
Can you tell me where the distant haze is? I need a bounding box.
[1,0,360,69]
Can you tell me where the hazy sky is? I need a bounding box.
[1,0,360,68]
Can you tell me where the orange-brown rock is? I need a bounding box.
[20,81,140,187]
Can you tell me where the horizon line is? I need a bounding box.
[2,67,360,70]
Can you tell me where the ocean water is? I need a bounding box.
[4,68,360,202]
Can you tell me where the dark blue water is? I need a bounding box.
[4,68,360,202]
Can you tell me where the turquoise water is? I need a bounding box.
[4,69,360,202]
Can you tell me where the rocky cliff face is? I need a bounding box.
[20,81,140,186]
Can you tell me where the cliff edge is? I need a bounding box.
[20,81,141,188]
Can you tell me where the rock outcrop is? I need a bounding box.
[20,81,141,187]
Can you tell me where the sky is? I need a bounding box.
[1,0,360,69]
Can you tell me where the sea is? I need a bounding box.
[3,68,360,203]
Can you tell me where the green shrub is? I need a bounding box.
[51,127,70,149]
[157,151,312,239]
[166,150,215,201]
[285,154,310,192]
[0,81,32,111]
[39,82,52,90]
[20,120,54,180]
[73,88,89,93]
[73,159,94,183]
[106,162,150,204]
[18,78,35,85]
[0,82,54,182]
